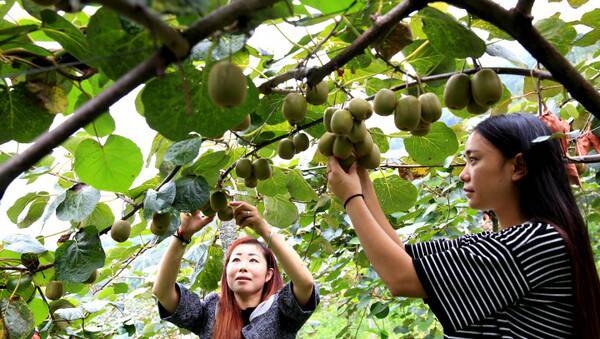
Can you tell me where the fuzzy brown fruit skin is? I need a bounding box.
[232,115,251,131]
[210,191,228,211]
[333,136,353,159]
[394,95,421,131]
[84,270,98,284]
[218,206,234,221]
[354,132,374,158]
[252,158,272,180]
[46,280,64,300]
[318,132,336,156]
[331,109,353,135]
[235,158,253,179]
[444,73,471,110]
[410,120,432,137]
[348,121,368,144]
[207,61,247,108]
[278,138,296,160]
[467,99,489,115]
[471,69,503,106]
[419,93,442,123]
[306,81,329,105]
[283,93,307,124]
[323,107,336,132]
[357,144,381,169]
[110,220,131,243]
[374,89,396,116]
[245,175,258,188]
[293,133,310,152]
[348,98,372,120]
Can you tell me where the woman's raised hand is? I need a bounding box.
[230,201,271,237]
[327,156,362,203]
[179,211,214,239]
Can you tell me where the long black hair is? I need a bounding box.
[475,113,600,338]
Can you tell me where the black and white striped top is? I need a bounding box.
[405,222,575,338]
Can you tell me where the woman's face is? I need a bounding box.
[459,132,521,211]
[225,243,273,297]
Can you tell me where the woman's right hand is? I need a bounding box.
[357,165,374,193]
[179,211,214,240]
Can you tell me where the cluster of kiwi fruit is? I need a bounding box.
[318,98,381,170]
[205,191,234,221]
[444,69,503,114]
[373,88,442,137]
[234,157,273,188]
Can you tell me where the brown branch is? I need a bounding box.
[0,0,280,199]
[513,0,535,20]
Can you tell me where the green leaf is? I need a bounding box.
[580,9,600,29]
[567,0,588,8]
[142,63,259,140]
[86,8,154,79]
[195,245,223,292]
[404,122,458,165]
[0,83,55,144]
[470,19,513,40]
[171,176,210,212]
[535,15,577,55]
[373,175,418,214]
[420,7,485,58]
[7,192,40,223]
[40,10,91,62]
[80,202,115,232]
[28,298,49,326]
[83,111,116,137]
[186,150,231,186]
[402,40,449,77]
[16,195,49,229]
[575,29,600,47]
[1,298,35,339]
[523,77,563,101]
[264,195,298,227]
[143,181,176,218]
[300,0,359,14]
[257,167,287,197]
[370,301,390,319]
[256,93,286,125]
[370,127,389,153]
[55,184,101,222]
[55,226,106,283]
[286,170,318,202]
[1,234,47,254]
[74,135,143,192]
[163,137,202,166]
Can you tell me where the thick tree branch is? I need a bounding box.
[513,0,535,20]
[0,0,280,200]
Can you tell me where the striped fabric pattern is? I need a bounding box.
[405,222,574,338]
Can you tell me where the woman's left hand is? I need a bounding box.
[230,201,270,237]
[327,156,362,203]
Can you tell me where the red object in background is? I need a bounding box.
[538,110,580,185]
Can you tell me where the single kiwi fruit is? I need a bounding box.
[218,206,234,221]
[46,280,64,300]
[373,89,396,116]
[207,61,247,108]
[357,144,381,169]
[232,115,251,131]
[293,133,310,152]
[110,220,131,243]
[331,109,353,135]
[419,93,442,123]
[348,98,373,120]
[354,132,374,158]
[283,93,307,124]
[323,107,336,132]
[245,175,258,188]
[333,136,354,159]
[443,73,471,110]
[210,191,228,211]
[278,138,296,160]
[318,132,336,156]
[466,98,489,115]
[84,270,98,284]
[306,81,329,105]
[410,120,432,137]
[348,121,368,144]
[394,95,421,131]
[235,158,253,179]
[471,69,503,106]
[252,158,272,180]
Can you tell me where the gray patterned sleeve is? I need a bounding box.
[277,282,320,332]
[157,283,214,334]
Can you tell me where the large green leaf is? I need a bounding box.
[373,175,418,214]
[402,40,450,77]
[580,9,600,29]
[0,298,35,339]
[370,127,389,153]
[186,150,231,186]
[86,8,154,79]
[28,297,49,326]
[257,167,288,197]
[0,83,54,144]
[83,111,116,137]
[299,0,359,14]
[404,122,458,165]
[163,137,202,166]
[195,245,223,292]
[40,10,91,62]
[264,195,298,227]
[55,183,101,222]
[575,29,600,47]
[286,170,318,202]
[1,234,47,254]
[80,202,115,232]
[55,226,106,283]
[142,63,259,140]
[143,181,176,218]
[567,0,588,8]
[74,135,143,192]
[7,192,48,226]
[420,7,485,58]
[535,14,577,55]
[171,176,210,212]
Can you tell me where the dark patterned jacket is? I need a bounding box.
[158,282,319,338]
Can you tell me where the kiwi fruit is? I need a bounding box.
[278,138,296,160]
[354,132,374,158]
[46,280,64,300]
[471,69,503,106]
[84,270,97,284]
[323,107,336,132]
[283,93,307,124]
[110,220,131,243]
[348,121,368,143]
[232,115,251,131]
[410,120,432,137]
[245,175,258,188]
[357,144,381,169]
[207,61,247,108]
[210,191,228,211]
[218,206,234,221]
[318,132,336,156]
[235,158,253,179]
[252,158,272,180]
[151,213,171,235]
[348,98,372,120]
[394,95,421,131]
[374,89,396,116]
[293,133,310,152]
[331,109,353,135]
[339,155,356,172]
[306,81,329,105]
[419,93,442,123]
[444,73,471,110]
[201,202,217,217]
[333,136,354,159]
[467,99,489,115]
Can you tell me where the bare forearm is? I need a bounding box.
[152,237,186,312]
[362,184,404,248]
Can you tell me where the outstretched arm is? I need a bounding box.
[231,201,315,306]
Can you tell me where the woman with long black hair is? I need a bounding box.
[152,201,319,338]
[327,113,600,338]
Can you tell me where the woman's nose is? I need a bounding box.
[459,166,469,182]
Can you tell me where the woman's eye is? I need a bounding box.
[250,259,259,263]
[232,258,240,262]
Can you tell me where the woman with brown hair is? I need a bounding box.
[152,200,319,338]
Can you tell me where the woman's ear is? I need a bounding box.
[512,153,527,181]
[265,268,273,283]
